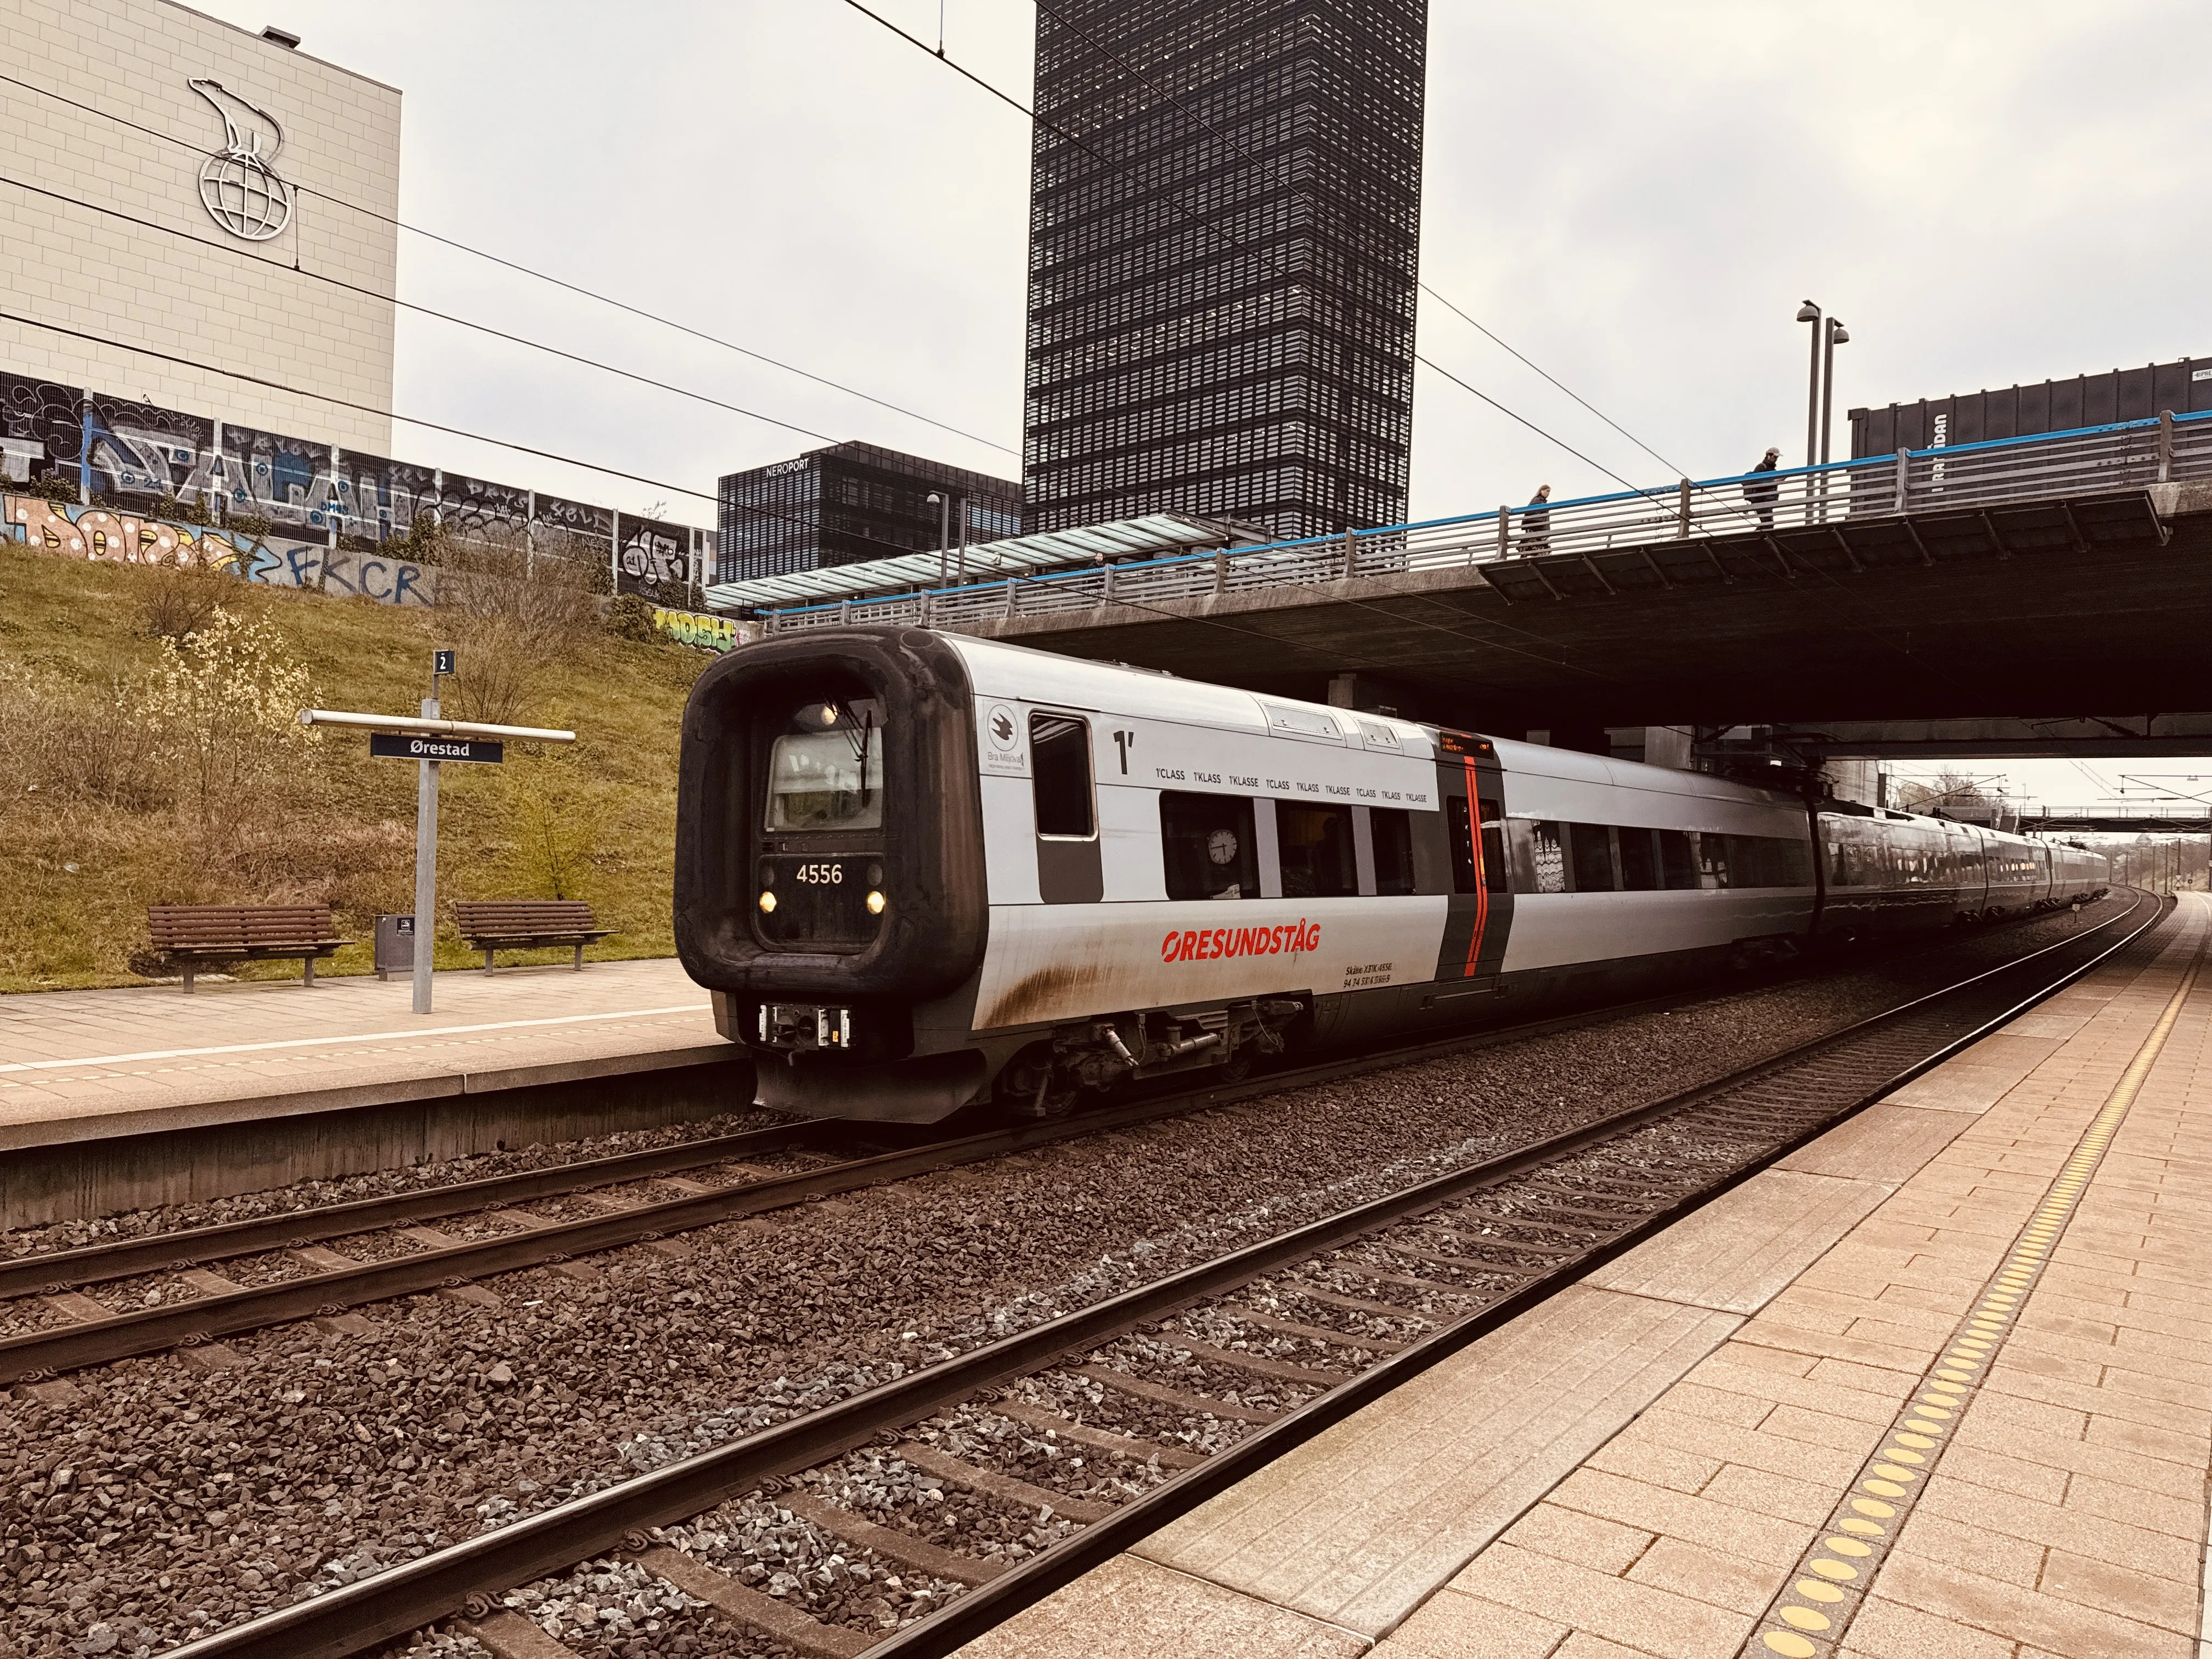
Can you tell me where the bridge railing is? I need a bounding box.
[760,409,2212,634]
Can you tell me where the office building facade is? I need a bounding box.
[1023,0,1427,540]
[717,441,1022,584]
[1,0,400,454]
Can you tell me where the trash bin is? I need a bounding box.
[375,915,415,981]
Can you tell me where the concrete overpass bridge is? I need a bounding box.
[758,410,2212,763]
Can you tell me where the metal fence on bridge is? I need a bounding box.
[760,409,2212,635]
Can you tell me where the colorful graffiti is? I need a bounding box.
[0,372,716,580]
[2,494,437,606]
[651,606,752,652]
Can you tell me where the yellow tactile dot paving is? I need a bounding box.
[1777,1605,1830,1630]
[1795,1581,1845,1602]
[1733,917,2207,1658]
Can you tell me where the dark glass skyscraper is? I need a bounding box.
[1023,1,1427,540]
[717,442,1021,584]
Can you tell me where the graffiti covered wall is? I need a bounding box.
[651,606,753,652]
[2,493,439,605]
[0,372,715,586]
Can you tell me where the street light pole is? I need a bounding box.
[926,491,950,587]
[1797,301,1822,474]
[1820,318,1849,466]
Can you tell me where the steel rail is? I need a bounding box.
[0,1121,823,1304]
[159,890,2165,1659]
[870,888,2171,1658]
[2,926,2016,1380]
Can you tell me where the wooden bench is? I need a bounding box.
[146,904,352,992]
[451,899,613,973]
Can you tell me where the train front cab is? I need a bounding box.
[673,627,993,1121]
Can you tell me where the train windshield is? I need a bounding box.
[765,699,885,830]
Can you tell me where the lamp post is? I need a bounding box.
[1819,318,1849,466]
[926,491,951,586]
[1796,301,1822,474]
[1818,317,1849,521]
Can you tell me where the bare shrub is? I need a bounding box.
[503,733,602,900]
[139,562,228,641]
[139,607,320,833]
[0,656,174,810]
[431,525,597,726]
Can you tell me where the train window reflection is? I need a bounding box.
[1658,830,1699,889]
[765,699,884,831]
[1526,821,1566,893]
[1160,791,1259,900]
[1371,807,1417,896]
[1566,823,1618,893]
[1619,828,1661,891]
[1279,803,1356,898]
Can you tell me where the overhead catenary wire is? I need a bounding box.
[0,306,934,562]
[822,0,1946,689]
[0,173,846,450]
[0,69,1019,460]
[837,0,1654,498]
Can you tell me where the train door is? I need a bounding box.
[1030,710,1103,904]
[1434,730,1513,980]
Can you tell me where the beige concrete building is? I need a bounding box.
[0,0,399,453]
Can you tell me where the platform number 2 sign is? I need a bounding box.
[1111,730,1135,774]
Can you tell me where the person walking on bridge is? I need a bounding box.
[1744,447,1781,531]
[1522,484,1552,555]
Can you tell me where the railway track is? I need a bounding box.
[1,915,2051,1388]
[149,889,2165,1659]
[0,900,2127,1392]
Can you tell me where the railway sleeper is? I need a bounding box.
[1069,1363,1282,1424]
[1212,1304,1409,1353]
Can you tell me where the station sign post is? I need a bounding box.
[300,660,576,1014]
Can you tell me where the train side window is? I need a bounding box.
[1160,791,1259,900]
[1279,803,1357,898]
[1029,713,1094,838]
[1618,827,1661,891]
[1566,822,1618,893]
[1447,797,1477,891]
[1526,820,1567,893]
[1372,807,1417,896]
[1697,831,1729,889]
[1727,834,1814,888]
[1658,829,1699,889]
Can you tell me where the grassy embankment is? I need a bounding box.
[0,541,709,991]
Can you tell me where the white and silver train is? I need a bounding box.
[674,627,2108,1122]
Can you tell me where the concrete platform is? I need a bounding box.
[0,960,747,1226]
[964,896,2212,1658]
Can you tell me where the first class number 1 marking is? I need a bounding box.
[1111,729,1135,774]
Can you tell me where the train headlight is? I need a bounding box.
[866,890,887,915]
[758,890,777,913]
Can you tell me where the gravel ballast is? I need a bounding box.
[0,898,2149,1656]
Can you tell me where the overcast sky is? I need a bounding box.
[190,0,2212,808]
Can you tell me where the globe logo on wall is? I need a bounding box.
[189,78,294,242]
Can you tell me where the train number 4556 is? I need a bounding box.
[794,863,845,884]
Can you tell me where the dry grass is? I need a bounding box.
[0,541,710,990]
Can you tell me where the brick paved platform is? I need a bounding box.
[0,961,745,1224]
[962,896,2212,1658]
